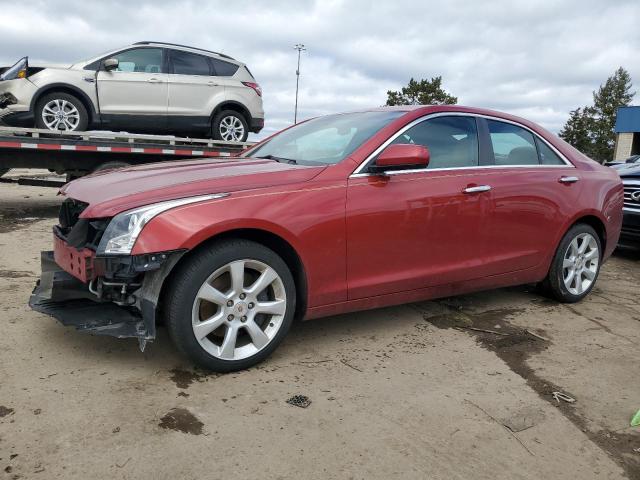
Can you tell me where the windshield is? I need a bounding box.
[0,57,27,81]
[247,111,405,165]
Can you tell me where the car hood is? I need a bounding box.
[62,158,326,218]
[617,164,640,177]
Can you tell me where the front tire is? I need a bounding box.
[212,110,249,142]
[542,224,601,303]
[166,239,296,372]
[35,92,88,132]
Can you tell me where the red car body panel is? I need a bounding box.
[56,105,624,321]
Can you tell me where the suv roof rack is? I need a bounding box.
[134,41,236,60]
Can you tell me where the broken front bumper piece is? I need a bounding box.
[29,250,184,350]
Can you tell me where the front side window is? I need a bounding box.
[110,48,163,73]
[170,50,211,76]
[246,111,404,166]
[488,120,538,166]
[391,116,479,169]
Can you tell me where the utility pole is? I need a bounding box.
[293,43,306,124]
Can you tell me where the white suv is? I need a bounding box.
[0,41,264,142]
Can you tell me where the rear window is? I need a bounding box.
[487,120,538,166]
[170,50,211,76]
[535,137,565,165]
[212,58,239,76]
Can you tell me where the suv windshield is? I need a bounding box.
[247,111,405,165]
[0,57,27,81]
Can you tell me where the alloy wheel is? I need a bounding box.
[191,259,287,361]
[219,115,245,142]
[562,232,599,295]
[41,99,81,131]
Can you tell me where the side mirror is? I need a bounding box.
[103,58,119,71]
[371,144,430,174]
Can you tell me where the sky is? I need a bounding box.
[0,0,638,140]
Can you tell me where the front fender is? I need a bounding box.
[131,183,348,308]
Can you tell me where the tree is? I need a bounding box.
[386,76,457,106]
[559,67,635,161]
[558,107,594,154]
[590,67,635,161]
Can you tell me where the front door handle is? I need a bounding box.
[208,81,219,87]
[463,185,491,194]
[559,176,579,184]
[147,78,163,83]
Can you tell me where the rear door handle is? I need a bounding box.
[559,176,579,183]
[463,185,491,194]
[147,78,163,83]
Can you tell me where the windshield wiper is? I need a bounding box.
[256,155,298,165]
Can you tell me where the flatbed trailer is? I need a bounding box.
[0,126,254,185]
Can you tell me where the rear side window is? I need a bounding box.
[535,137,565,165]
[110,48,163,73]
[170,50,211,76]
[391,116,479,169]
[211,58,239,76]
[487,120,538,166]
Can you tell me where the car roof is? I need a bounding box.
[352,105,544,130]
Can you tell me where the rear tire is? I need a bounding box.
[166,239,296,372]
[35,92,88,132]
[212,110,249,142]
[541,224,601,303]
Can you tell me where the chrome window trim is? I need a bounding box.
[350,111,575,178]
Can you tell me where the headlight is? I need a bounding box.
[96,193,228,255]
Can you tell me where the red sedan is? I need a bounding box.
[30,105,623,371]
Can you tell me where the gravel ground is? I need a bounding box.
[0,176,639,479]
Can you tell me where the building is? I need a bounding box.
[614,106,640,161]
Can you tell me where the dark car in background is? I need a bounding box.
[619,165,640,245]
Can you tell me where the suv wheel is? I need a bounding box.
[212,110,248,142]
[35,92,88,132]
[541,223,601,303]
[166,239,296,372]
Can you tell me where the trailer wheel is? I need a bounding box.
[212,110,249,143]
[92,161,130,174]
[35,92,88,132]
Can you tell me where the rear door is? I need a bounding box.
[166,49,225,134]
[479,118,581,275]
[96,47,168,130]
[346,115,495,299]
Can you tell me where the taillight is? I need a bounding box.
[242,82,262,97]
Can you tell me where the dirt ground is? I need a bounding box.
[1,172,639,479]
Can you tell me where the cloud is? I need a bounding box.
[0,0,638,137]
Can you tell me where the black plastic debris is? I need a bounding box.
[286,395,311,408]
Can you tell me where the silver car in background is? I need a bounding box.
[0,41,264,141]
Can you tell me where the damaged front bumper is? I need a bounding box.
[29,249,185,350]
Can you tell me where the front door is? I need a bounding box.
[346,115,494,300]
[96,47,168,131]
